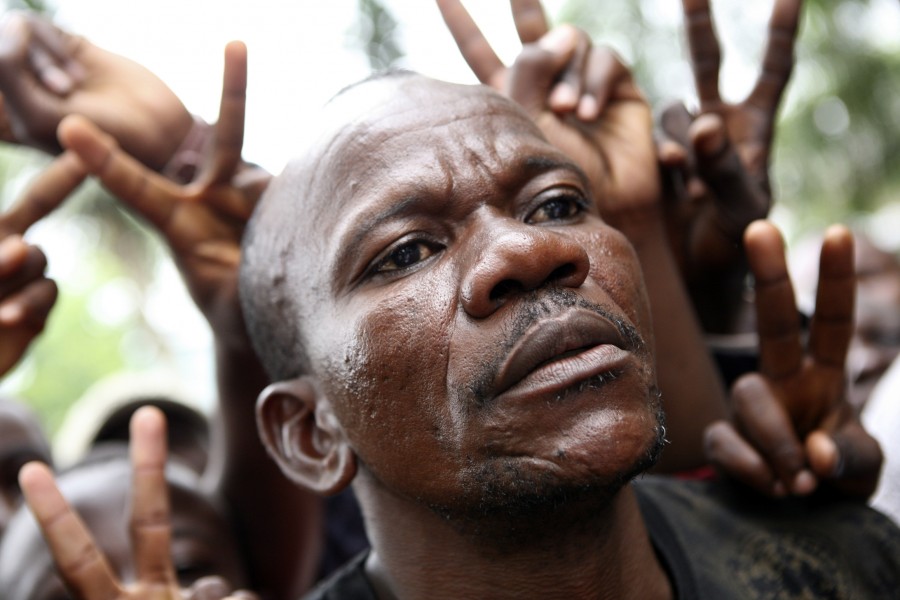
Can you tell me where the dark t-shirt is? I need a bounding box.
[303,477,900,599]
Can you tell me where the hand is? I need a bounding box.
[0,151,85,376]
[704,221,883,499]
[656,0,802,289]
[18,406,258,599]
[437,0,659,225]
[55,41,268,348]
[0,11,193,171]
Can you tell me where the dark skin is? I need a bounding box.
[705,221,883,499]
[251,76,672,600]
[15,407,255,599]
[19,74,885,600]
[437,0,726,473]
[0,32,317,596]
[0,11,193,171]
[657,0,803,332]
[50,44,321,599]
[0,150,84,377]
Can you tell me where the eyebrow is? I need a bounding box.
[353,154,588,239]
[333,154,589,282]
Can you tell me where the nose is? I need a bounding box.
[461,221,590,319]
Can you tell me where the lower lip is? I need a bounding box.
[496,344,633,403]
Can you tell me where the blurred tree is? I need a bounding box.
[352,0,403,71]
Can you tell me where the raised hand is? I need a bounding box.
[657,0,803,330]
[678,0,801,190]
[17,406,256,599]
[437,0,659,223]
[55,41,267,348]
[705,221,883,498]
[0,11,193,171]
[0,152,85,376]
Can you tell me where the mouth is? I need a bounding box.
[491,309,632,402]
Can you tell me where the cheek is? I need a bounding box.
[584,228,653,340]
[330,274,457,457]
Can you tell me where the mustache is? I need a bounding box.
[463,288,648,406]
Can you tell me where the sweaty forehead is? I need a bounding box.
[305,76,549,219]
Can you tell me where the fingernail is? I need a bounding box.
[0,302,22,324]
[791,470,818,496]
[41,67,73,95]
[577,94,600,121]
[696,126,727,157]
[549,83,578,110]
[538,25,575,53]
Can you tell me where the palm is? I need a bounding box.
[536,89,658,219]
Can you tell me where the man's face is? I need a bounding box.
[287,78,662,518]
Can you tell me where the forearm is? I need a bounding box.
[209,336,324,599]
[613,208,728,473]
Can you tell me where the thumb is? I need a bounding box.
[806,426,883,499]
[507,25,580,115]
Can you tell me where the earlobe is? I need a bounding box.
[256,377,357,495]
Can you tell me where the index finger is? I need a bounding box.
[745,220,804,380]
[19,461,123,598]
[436,0,506,87]
[747,0,802,112]
[681,0,722,107]
[194,41,247,190]
[129,405,178,585]
[0,151,85,236]
[510,0,550,44]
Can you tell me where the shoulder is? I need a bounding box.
[633,476,900,599]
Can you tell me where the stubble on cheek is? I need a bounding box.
[326,287,459,479]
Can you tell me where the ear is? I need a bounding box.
[256,377,357,495]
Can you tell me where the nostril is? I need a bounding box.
[490,279,523,302]
[549,263,577,283]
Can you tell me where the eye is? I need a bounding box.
[374,240,437,273]
[526,192,586,224]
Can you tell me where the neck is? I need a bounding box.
[357,477,672,600]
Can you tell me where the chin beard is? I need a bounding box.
[425,388,667,551]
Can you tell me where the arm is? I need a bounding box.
[704,221,882,499]
[657,0,803,332]
[18,406,256,599]
[56,43,322,598]
[437,0,726,472]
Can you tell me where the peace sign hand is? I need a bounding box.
[56,41,268,349]
[18,406,258,599]
[438,0,659,225]
[705,221,882,499]
[680,0,801,191]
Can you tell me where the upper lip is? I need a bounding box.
[492,309,628,398]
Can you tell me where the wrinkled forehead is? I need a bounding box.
[303,76,550,224]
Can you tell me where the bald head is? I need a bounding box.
[240,72,543,381]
